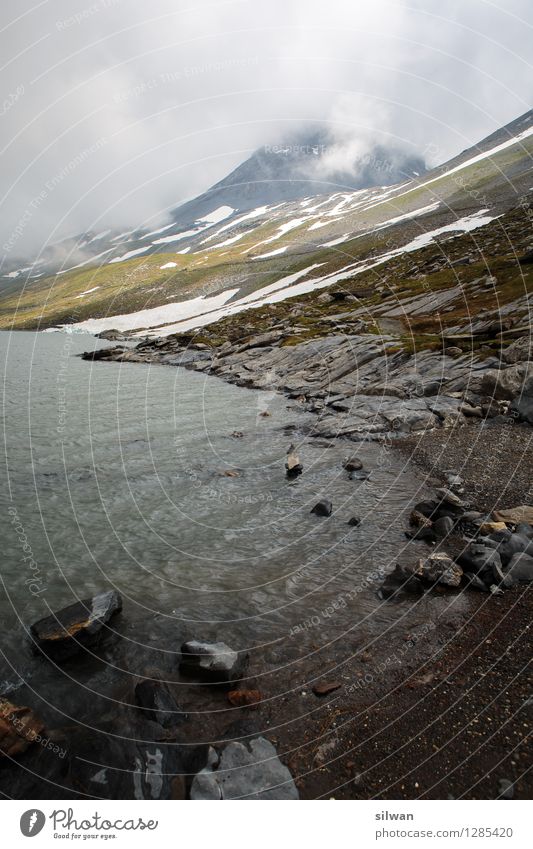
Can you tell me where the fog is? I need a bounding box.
[1,0,532,260]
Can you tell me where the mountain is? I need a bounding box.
[169,130,427,227]
[0,108,532,335]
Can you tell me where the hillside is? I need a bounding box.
[0,109,532,336]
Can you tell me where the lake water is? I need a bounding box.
[0,330,447,692]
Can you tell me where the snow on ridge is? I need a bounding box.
[253,246,288,259]
[109,246,150,263]
[160,262,177,269]
[75,286,101,298]
[198,205,235,225]
[152,229,199,245]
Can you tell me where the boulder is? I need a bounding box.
[495,534,532,567]
[493,506,533,525]
[180,640,245,685]
[0,699,45,758]
[411,553,463,587]
[481,364,533,401]
[30,590,122,661]
[347,516,361,527]
[503,552,533,586]
[190,737,299,800]
[433,516,455,538]
[311,499,333,517]
[501,336,532,364]
[459,544,504,581]
[134,680,186,728]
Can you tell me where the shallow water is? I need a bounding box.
[1,330,454,691]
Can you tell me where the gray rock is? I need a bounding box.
[134,680,186,728]
[343,456,363,472]
[30,590,122,661]
[503,552,533,586]
[481,363,533,401]
[311,499,333,517]
[190,737,299,800]
[410,552,463,587]
[501,337,532,365]
[510,374,533,424]
[180,640,245,684]
[433,516,455,538]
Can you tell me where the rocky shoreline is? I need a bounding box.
[2,321,532,799]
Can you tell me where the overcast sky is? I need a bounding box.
[1,0,532,259]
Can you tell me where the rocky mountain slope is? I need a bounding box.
[1,108,531,342]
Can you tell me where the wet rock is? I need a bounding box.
[405,526,436,544]
[227,689,262,709]
[343,456,363,473]
[0,698,46,758]
[311,499,333,517]
[413,500,440,520]
[411,552,463,587]
[190,737,299,800]
[410,509,434,528]
[348,516,361,527]
[378,565,425,599]
[515,522,533,539]
[231,430,244,438]
[134,680,186,728]
[180,640,245,685]
[504,552,533,586]
[312,681,342,697]
[286,444,303,478]
[29,590,122,661]
[433,516,455,538]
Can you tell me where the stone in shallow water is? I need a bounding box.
[0,699,45,758]
[190,737,299,800]
[311,499,333,517]
[180,640,245,684]
[134,680,186,728]
[29,590,122,661]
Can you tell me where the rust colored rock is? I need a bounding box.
[0,699,45,758]
[227,689,262,709]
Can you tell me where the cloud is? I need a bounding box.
[1,0,532,259]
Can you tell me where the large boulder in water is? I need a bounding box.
[29,590,122,661]
[190,737,299,800]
